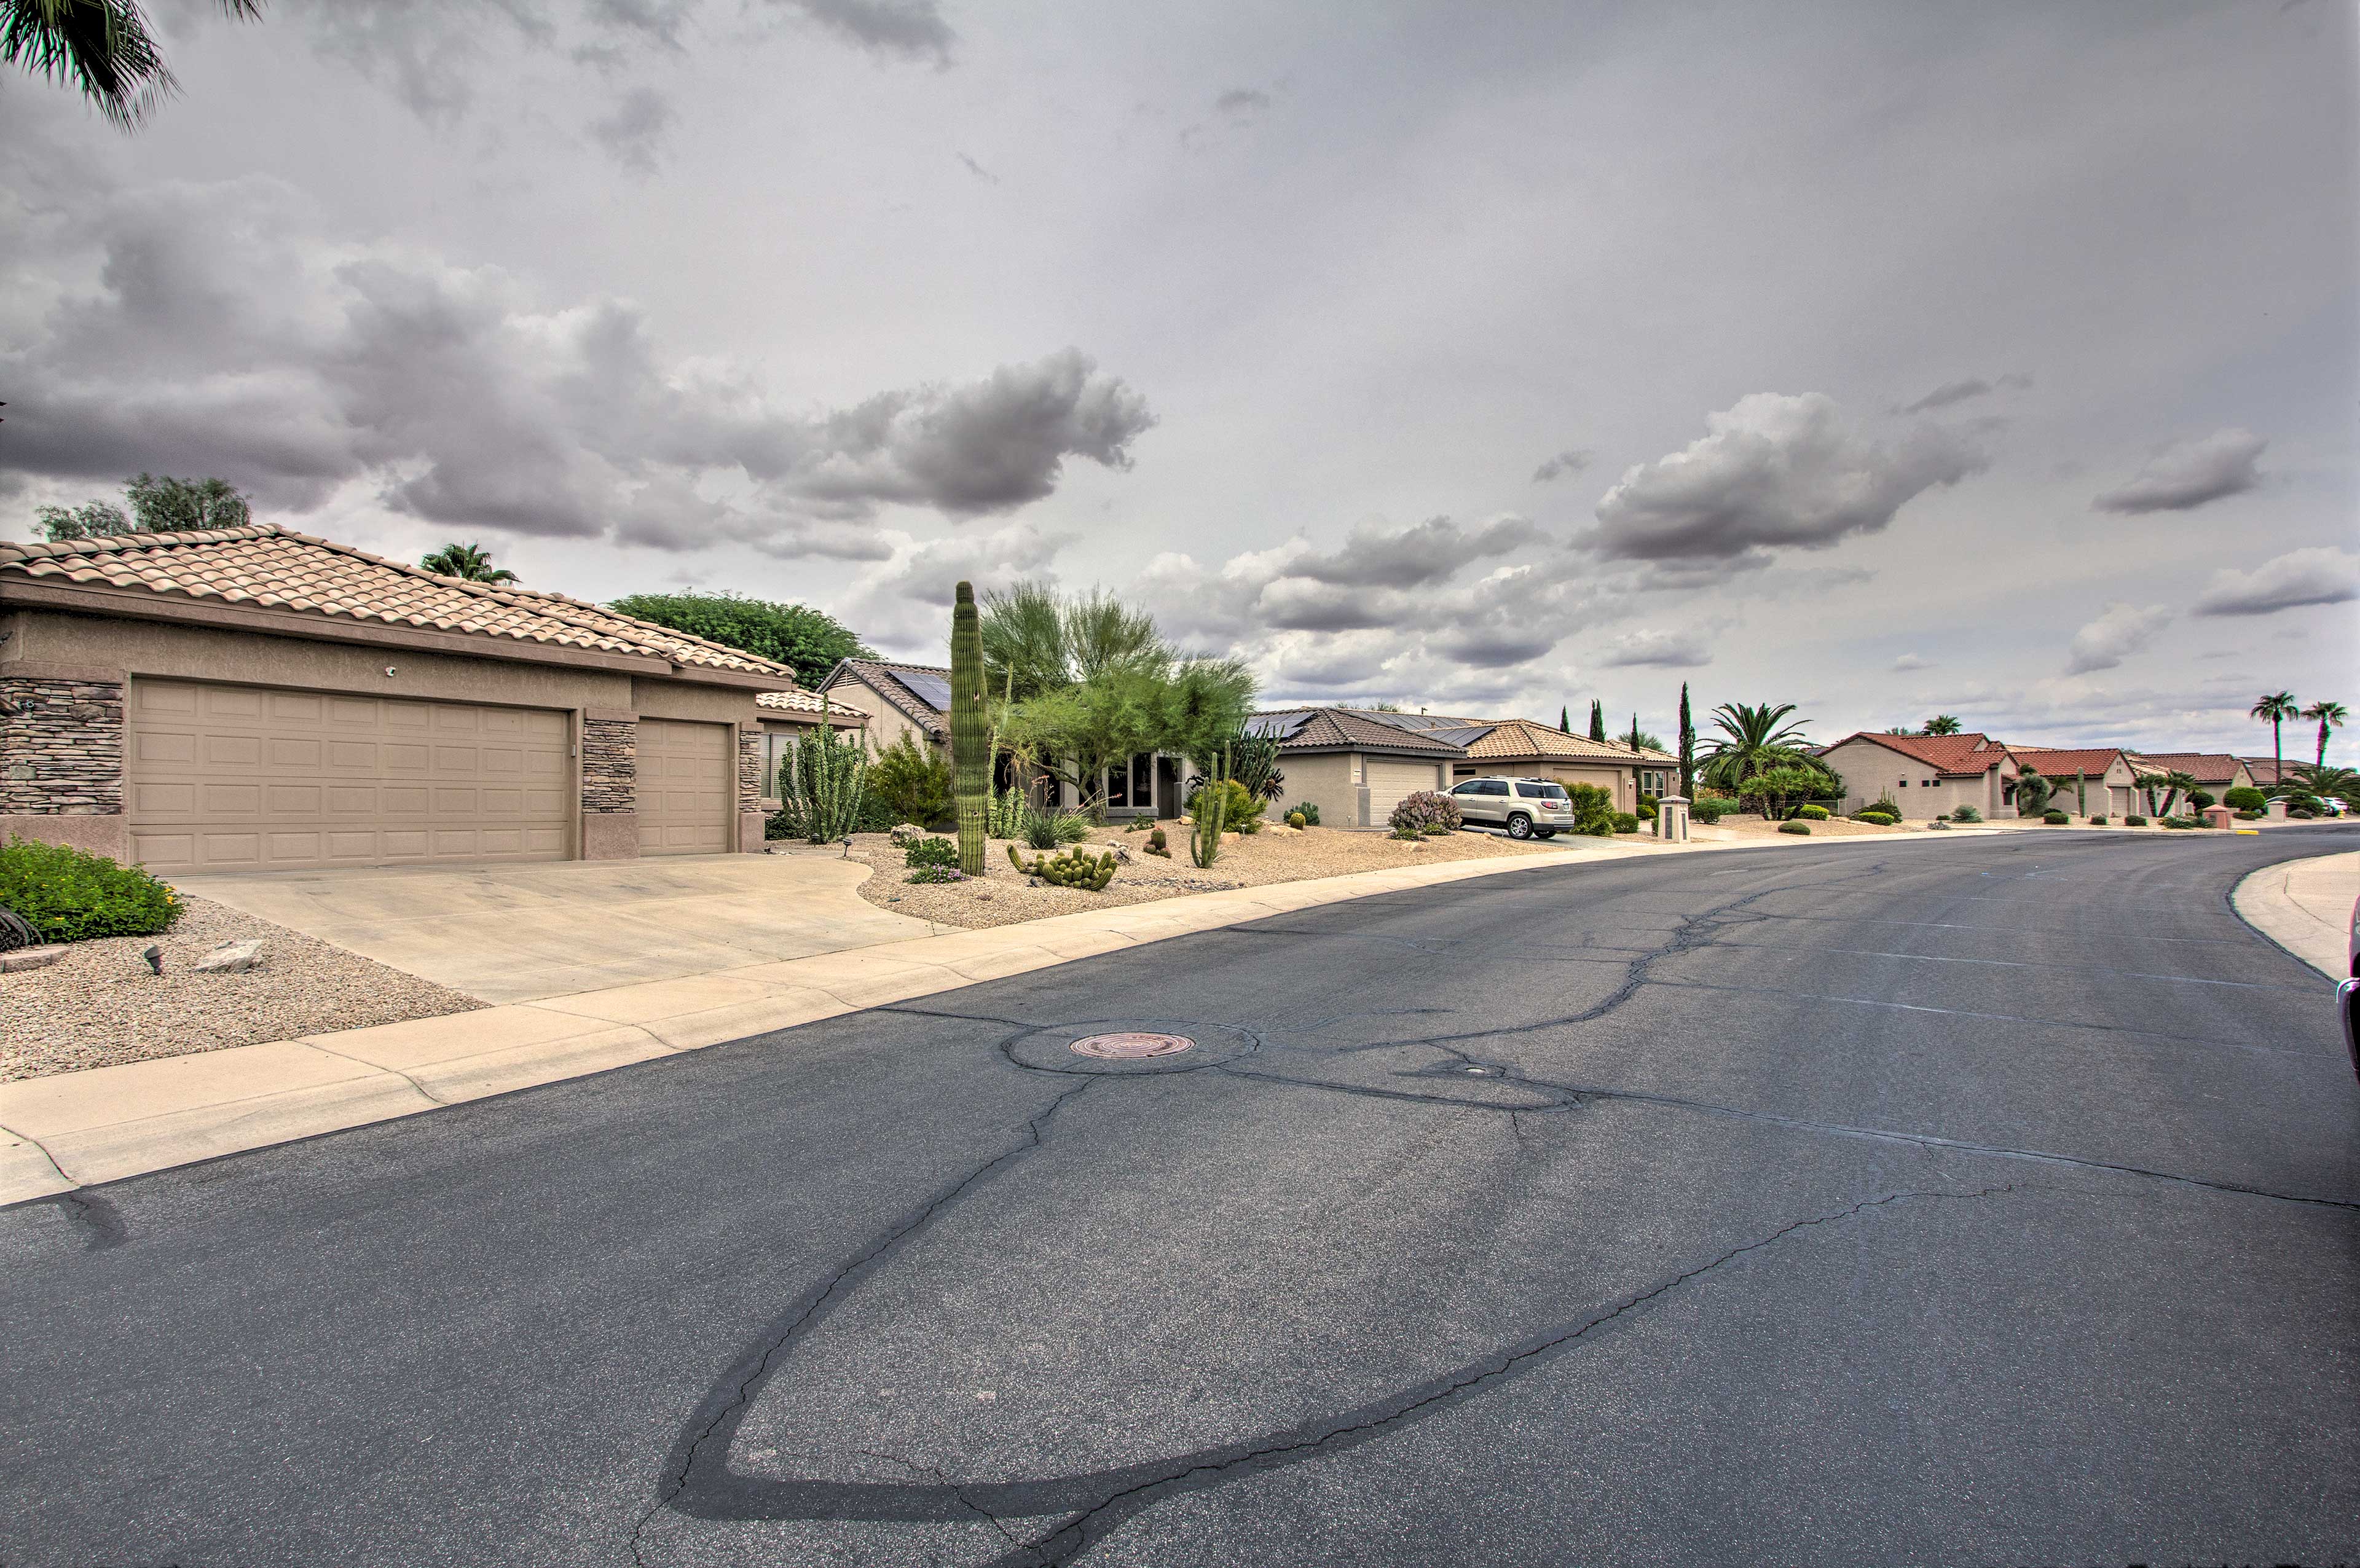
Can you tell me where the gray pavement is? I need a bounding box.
[4,826,2356,1566]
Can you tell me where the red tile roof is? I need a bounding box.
[1462,717,1677,766]
[2126,752,2249,785]
[2008,747,2130,778]
[0,524,801,681]
[1825,731,2011,777]
[755,689,868,721]
[1256,708,1468,756]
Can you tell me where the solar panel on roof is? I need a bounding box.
[894,670,953,712]
[1245,712,1312,739]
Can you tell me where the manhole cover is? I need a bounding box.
[1069,1031,1195,1059]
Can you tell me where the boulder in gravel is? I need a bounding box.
[887,823,929,845]
[193,940,266,974]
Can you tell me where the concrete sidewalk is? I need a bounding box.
[2232,849,2359,980]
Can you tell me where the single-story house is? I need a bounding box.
[2007,747,2140,818]
[2125,751,2256,806]
[0,523,817,873]
[817,657,949,757]
[1819,731,2020,820]
[1249,708,1461,828]
[753,688,870,801]
[2239,756,2298,790]
[1432,716,1677,810]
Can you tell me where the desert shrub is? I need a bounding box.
[903,835,960,869]
[868,734,953,829]
[1390,826,1422,841]
[1390,791,1463,835]
[2290,807,2318,819]
[2089,814,2109,826]
[1564,782,1617,836]
[1019,804,1092,850]
[1853,810,1898,826]
[2235,809,2262,820]
[0,837,180,943]
[2222,786,2266,812]
[1951,804,1983,823]
[1285,810,1308,829]
[905,864,966,884]
[2187,789,2216,811]
[1792,804,1830,821]
[1291,800,1321,826]
[2125,814,2147,826]
[2287,793,2326,815]
[2163,817,2197,830]
[1688,791,1731,825]
[1613,812,1642,833]
[1929,820,1951,830]
[1778,821,1811,836]
[1637,801,1658,820]
[2042,810,2069,825]
[1190,779,1265,834]
[855,791,899,834]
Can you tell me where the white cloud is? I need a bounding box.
[2064,602,2171,675]
[2190,546,2360,617]
[1892,653,1935,672]
[2091,428,2267,514]
[1599,627,1713,668]
[1589,393,1983,562]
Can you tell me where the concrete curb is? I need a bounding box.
[0,825,2013,1204]
[2230,849,2359,982]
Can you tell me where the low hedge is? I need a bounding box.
[1612,812,1642,833]
[2042,810,2069,825]
[2125,814,2148,826]
[1778,821,1811,836]
[1853,810,1898,826]
[2088,814,2108,826]
[0,836,181,943]
[1792,804,1830,821]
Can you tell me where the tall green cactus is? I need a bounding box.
[950,579,990,875]
[1190,745,1229,868]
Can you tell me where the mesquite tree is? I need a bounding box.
[950,581,991,875]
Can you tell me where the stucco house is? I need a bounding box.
[753,688,870,801]
[2127,752,2256,806]
[0,524,820,872]
[1819,731,2020,820]
[2007,747,2140,818]
[1251,708,1460,828]
[817,658,949,756]
[1436,716,1676,810]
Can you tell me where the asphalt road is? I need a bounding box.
[6,827,2357,1567]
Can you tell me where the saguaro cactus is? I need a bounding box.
[951,580,990,875]
[1190,746,1230,868]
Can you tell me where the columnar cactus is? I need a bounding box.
[1190,747,1229,868]
[950,580,990,875]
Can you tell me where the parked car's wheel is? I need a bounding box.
[1506,813,1533,839]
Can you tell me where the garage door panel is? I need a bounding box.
[636,718,732,856]
[129,679,570,874]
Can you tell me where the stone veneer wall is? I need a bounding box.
[0,676,125,815]
[581,716,636,812]
[738,729,764,810]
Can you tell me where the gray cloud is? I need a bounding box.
[2092,428,2267,514]
[1,165,1149,551]
[1216,87,1272,117]
[1590,393,1983,562]
[1599,627,1713,668]
[781,0,954,65]
[1281,513,1540,590]
[1532,448,1591,482]
[1892,653,1935,672]
[2064,602,2171,675]
[2191,546,2360,616]
[956,152,999,184]
[1435,623,1560,667]
[1895,372,2030,415]
[589,87,677,173]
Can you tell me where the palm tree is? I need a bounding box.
[1922,715,1962,735]
[4,0,261,131]
[1699,701,1813,793]
[2250,691,2299,788]
[2302,699,2347,770]
[419,543,518,584]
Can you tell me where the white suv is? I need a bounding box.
[1449,777,1577,839]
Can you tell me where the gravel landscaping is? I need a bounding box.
[1,895,482,1083]
[848,824,1565,930]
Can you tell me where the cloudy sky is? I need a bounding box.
[3,0,2354,759]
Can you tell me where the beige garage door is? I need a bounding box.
[637,718,734,856]
[1365,759,1440,825]
[127,680,570,874]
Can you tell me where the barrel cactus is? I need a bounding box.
[1005,845,1119,891]
[950,580,989,876]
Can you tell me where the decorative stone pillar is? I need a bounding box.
[580,711,638,860]
[1654,794,1691,843]
[738,727,765,853]
[0,668,129,860]
[2201,804,2233,831]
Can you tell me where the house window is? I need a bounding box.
[1105,761,1130,809]
[1898,778,1909,788]
[1134,753,1154,806]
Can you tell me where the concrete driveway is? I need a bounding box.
[175,852,943,1003]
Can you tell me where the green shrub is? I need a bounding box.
[1613,812,1642,833]
[1291,800,1321,826]
[1285,811,1308,829]
[1779,821,1811,836]
[1019,805,1092,850]
[2290,807,2318,819]
[2088,814,2108,826]
[2222,786,2266,812]
[2187,789,2215,811]
[0,837,180,943]
[2235,809,2262,820]
[1637,801,1658,820]
[1389,791,1463,835]
[855,791,899,834]
[1853,810,1898,826]
[1793,804,1830,821]
[2163,817,2197,830]
[2125,814,2148,826]
[1689,793,1730,825]
[905,864,965,884]
[1950,804,1982,823]
[2042,810,2069,825]
[1191,779,1264,834]
[903,835,960,869]
[868,734,953,829]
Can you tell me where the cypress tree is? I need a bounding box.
[1588,700,1606,743]
[1560,705,1570,734]
[1678,683,1695,799]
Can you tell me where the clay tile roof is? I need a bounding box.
[2126,751,2248,785]
[1254,708,1469,756]
[755,689,868,721]
[1828,731,2013,777]
[0,524,803,682]
[824,658,952,737]
[1461,717,1677,766]
[2008,747,2128,778]
[2240,756,2297,785]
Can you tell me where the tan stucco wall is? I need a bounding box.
[1458,759,1635,809]
[1823,737,2015,820]
[822,677,937,756]
[1287,753,1357,828]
